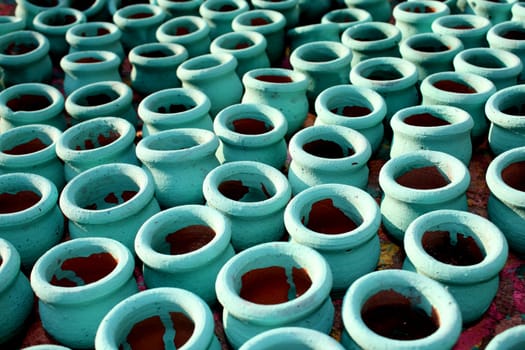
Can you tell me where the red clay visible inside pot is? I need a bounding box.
[451,24,475,30]
[304,198,358,234]
[331,105,371,117]
[127,12,154,19]
[502,104,525,116]
[217,4,238,11]
[502,160,525,191]
[218,180,272,202]
[7,94,51,111]
[250,17,270,26]
[140,49,170,58]
[84,190,137,210]
[361,289,439,340]
[3,137,49,155]
[234,41,253,49]
[45,14,78,26]
[403,113,451,127]
[255,74,293,83]
[4,41,37,55]
[232,118,273,135]
[165,224,216,255]
[422,230,484,266]
[240,266,312,304]
[365,68,403,81]
[50,252,118,287]
[395,165,450,189]
[75,130,121,150]
[501,28,525,40]
[0,190,41,214]
[405,5,436,13]
[75,56,103,63]
[302,139,355,159]
[433,79,477,93]
[353,28,388,41]
[80,28,111,37]
[28,0,58,6]
[157,103,194,113]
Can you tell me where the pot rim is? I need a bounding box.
[399,32,464,61]
[0,238,22,294]
[176,52,238,81]
[65,80,132,117]
[486,146,525,206]
[199,0,250,19]
[156,15,210,44]
[129,42,188,68]
[0,82,64,121]
[342,21,401,52]
[393,0,450,23]
[290,41,352,72]
[60,49,121,72]
[350,57,418,92]
[431,14,491,37]
[420,71,496,104]
[485,324,525,350]
[487,20,525,46]
[231,9,286,34]
[453,47,523,79]
[66,21,122,47]
[242,67,309,92]
[33,8,86,33]
[485,84,525,127]
[210,30,267,59]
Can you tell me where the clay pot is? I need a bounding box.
[135,204,235,304]
[393,0,450,40]
[199,0,250,39]
[343,0,391,22]
[112,3,166,50]
[252,0,300,29]
[156,15,211,58]
[239,327,345,350]
[431,14,491,49]
[465,0,518,24]
[215,241,334,349]
[65,21,124,60]
[485,325,525,350]
[403,209,509,323]
[321,7,372,34]
[30,237,138,349]
[487,20,525,82]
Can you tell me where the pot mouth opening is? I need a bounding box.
[146,133,204,152]
[40,11,82,26]
[431,78,478,94]
[407,36,450,53]
[153,98,196,114]
[183,56,224,70]
[150,222,217,256]
[165,21,199,36]
[501,160,525,192]
[438,17,479,30]
[6,93,52,111]
[297,46,342,63]
[394,162,452,190]
[66,124,121,152]
[361,65,405,81]
[0,187,43,214]
[70,23,113,37]
[208,1,240,12]
[138,46,179,58]
[217,172,277,203]
[398,2,440,15]
[27,0,59,8]
[327,11,360,23]
[0,130,53,156]
[238,14,273,27]
[327,96,374,118]
[301,137,356,159]
[68,0,96,12]
[463,52,507,69]
[299,197,363,235]
[75,88,120,107]
[217,36,255,50]
[351,26,391,41]
[496,25,525,40]
[226,114,275,135]
[0,36,40,56]
[401,112,452,127]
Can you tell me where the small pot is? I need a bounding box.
[487,20,525,82]
[156,15,211,58]
[112,3,166,50]
[65,21,124,60]
[14,0,67,30]
[199,0,250,39]
[485,325,525,350]
[431,14,491,49]
[393,0,451,40]
[239,327,345,350]
[343,0,392,22]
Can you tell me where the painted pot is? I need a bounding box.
[136,128,220,208]
[60,50,122,96]
[486,85,525,155]
[64,80,136,126]
[314,85,386,154]
[56,116,138,181]
[202,160,291,251]
[486,146,525,254]
[156,15,211,58]
[393,0,450,40]
[341,21,402,68]
[213,103,288,169]
[128,42,189,95]
[95,287,220,350]
[379,150,470,241]
[286,23,340,53]
[239,327,345,350]
[30,237,138,349]
[232,9,286,65]
[199,0,250,40]
[59,163,161,253]
[288,124,372,195]
[403,209,509,323]
[157,0,204,18]
[465,0,518,24]
[138,87,213,137]
[215,241,334,350]
[321,7,372,34]
[485,325,525,350]
[252,0,300,29]
[112,4,166,50]
[0,124,64,189]
[0,238,34,345]
[0,173,64,270]
[399,32,463,82]
[0,82,65,132]
[65,21,124,61]
[289,41,352,103]
[341,269,462,350]
[420,71,496,142]
[343,0,391,22]
[32,7,86,60]
[135,205,235,304]
[177,52,243,117]
[0,30,52,88]
[431,14,491,49]
[0,15,25,36]
[241,67,309,137]
[285,184,380,292]
[390,104,474,165]
[453,47,523,90]
[15,0,67,30]
[210,30,270,80]
[487,20,525,82]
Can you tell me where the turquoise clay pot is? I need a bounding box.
[341,21,402,68]
[403,209,509,324]
[465,0,518,24]
[239,327,345,350]
[241,67,309,137]
[420,71,496,142]
[112,4,166,50]
[314,85,386,154]
[128,42,188,95]
[15,0,67,30]
[393,0,450,40]
[0,238,33,345]
[59,164,161,254]
[486,325,525,350]
[390,104,474,165]
[0,15,25,36]
[0,82,65,132]
[341,269,462,350]
[0,124,65,189]
[285,184,381,292]
[157,0,204,18]
[486,85,525,155]
[453,48,523,90]
[55,117,138,181]
[344,0,391,22]
[289,41,352,103]
[512,1,525,20]
[65,80,136,126]
[213,103,288,169]
[0,173,64,270]
[199,0,250,40]
[288,125,372,194]
[65,21,124,61]
[487,20,525,82]
[321,8,372,34]
[177,52,243,117]
[135,205,235,304]
[202,160,291,251]
[486,146,525,255]
[431,14,491,49]
[0,30,52,88]
[30,237,138,349]
[286,23,340,53]
[215,242,334,350]
[61,50,122,96]
[252,0,300,29]
[379,150,470,241]
[136,128,220,208]
[156,15,211,58]
[95,287,220,350]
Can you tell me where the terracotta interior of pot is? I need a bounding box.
[299,46,341,63]
[42,12,78,26]
[209,2,239,12]
[228,114,274,135]
[328,96,374,117]
[76,88,119,107]
[218,172,275,202]
[464,52,506,69]
[351,26,389,41]
[68,0,94,12]
[401,3,436,13]
[74,174,139,210]
[301,197,363,234]
[0,188,41,213]
[432,78,477,93]
[166,20,199,36]
[302,136,355,158]
[151,220,217,255]
[500,27,525,40]
[241,14,272,26]
[255,74,294,83]
[1,37,39,55]
[185,56,223,70]
[395,162,451,190]
[138,47,175,58]
[362,65,404,81]
[28,0,59,8]
[74,25,110,37]
[1,130,52,155]
[330,11,359,23]
[501,160,525,191]
[219,36,254,50]
[67,123,121,151]
[439,18,476,30]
